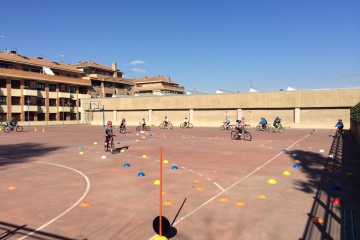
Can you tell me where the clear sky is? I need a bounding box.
[1,0,359,93]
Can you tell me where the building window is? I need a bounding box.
[60,84,67,92]
[49,84,56,92]
[70,99,77,107]
[70,113,76,120]
[0,64,8,69]
[65,74,70,77]
[11,97,21,105]
[38,113,45,121]
[73,75,78,78]
[23,68,29,71]
[53,72,59,76]
[11,80,21,89]
[0,96,6,104]
[49,113,56,120]
[49,99,56,106]
[25,112,35,121]
[79,87,87,94]
[70,86,76,93]
[37,83,45,90]
[37,98,45,106]
[105,94,112,97]
[0,113,6,121]
[12,113,21,121]
[31,69,40,73]
[29,81,37,90]
[0,79,6,88]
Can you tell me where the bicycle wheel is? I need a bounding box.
[4,126,11,133]
[159,123,165,129]
[279,128,285,133]
[145,126,150,131]
[269,127,275,133]
[231,131,239,140]
[243,131,252,141]
[228,125,233,130]
[136,126,141,131]
[342,132,346,138]
[16,126,23,132]
[220,125,225,130]
[104,143,108,152]
[169,123,173,129]
[256,125,261,131]
[180,123,185,129]
[110,142,115,154]
[120,127,126,134]
[188,123,193,129]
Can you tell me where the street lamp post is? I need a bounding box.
[249,79,253,89]
[26,97,30,126]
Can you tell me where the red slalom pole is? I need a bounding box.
[160,147,163,236]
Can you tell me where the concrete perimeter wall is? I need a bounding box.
[80,88,360,129]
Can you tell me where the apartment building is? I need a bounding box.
[73,61,134,98]
[132,75,185,95]
[0,51,91,123]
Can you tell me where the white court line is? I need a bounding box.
[18,162,90,240]
[213,182,224,191]
[197,173,203,176]
[149,133,310,240]
[181,167,186,169]
[188,169,194,172]
[206,177,211,181]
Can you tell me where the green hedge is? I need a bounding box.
[350,102,360,122]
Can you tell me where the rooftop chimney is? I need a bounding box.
[112,62,118,77]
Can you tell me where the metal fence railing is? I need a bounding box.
[350,102,360,122]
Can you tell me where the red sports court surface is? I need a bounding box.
[0,125,359,240]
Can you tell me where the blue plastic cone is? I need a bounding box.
[172,165,179,170]
[78,146,83,150]
[124,163,130,167]
[293,164,300,169]
[331,185,341,191]
[138,172,145,177]
[282,149,287,153]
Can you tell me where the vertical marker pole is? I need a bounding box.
[160,147,163,236]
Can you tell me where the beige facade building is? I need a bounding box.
[132,75,185,95]
[72,61,134,98]
[0,51,91,123]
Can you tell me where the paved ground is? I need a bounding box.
[0,125,359,240]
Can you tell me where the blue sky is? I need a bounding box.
[1,0,359,93]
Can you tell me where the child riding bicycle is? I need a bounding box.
[223,115,230,129]
[184,117,189,128]
[120,118,126,129]
[335,118,344,134]
[104,121,117,145]
[235,119,243,137]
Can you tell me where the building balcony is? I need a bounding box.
[23,105,38,111]
[58,92,70,98]
[58,106,70,112]
[0,105,8,112]
[11,89,21,97]
[78,93,91,99]
[23,89,38,96]
[0,88,7,96]
[49,91,57,98]
[49,106,57,113]
[0,68,91,86]
[134,85,185,93]
[12,105,21,113]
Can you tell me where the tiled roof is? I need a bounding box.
[131,75,179,85]
[72,61,125,73]
[0,52,82,73]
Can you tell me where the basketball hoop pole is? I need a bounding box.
[102,105,105,127]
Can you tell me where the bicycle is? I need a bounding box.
[180,122,193,129]
[159,121,173,129]
[119,124,126,134]
[1,122,23,133]
[256,123,271,131]
[220,123,233,130]
[269,124,285,133]
[136,122,150,131]
[104,135,116,154]
[243,124,252,129]
[335,128,346,138]
[231,128,252,141]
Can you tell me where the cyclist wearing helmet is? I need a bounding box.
[120,118,126,129]
[8,117,17,131]
[335,118,344,132]
[240,116,245,126]
[104,120,117,146]
[260,117,266,130]
[164,116,169,127]
[141,118,146,128]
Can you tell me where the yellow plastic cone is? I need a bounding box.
[194,179,200,183]
[236,201,245,206]
[258,194,266,199]
[163,160,169,164]
[164,200,173,205]
[9,185,18,190]
[283,171,290,175]
[80,202,90,207]
[142,155,147,158]
[268,179,277,184]
[196,186,204,191]
[154,180,160,185]
[79,152,84,155]
[219,197,228,202]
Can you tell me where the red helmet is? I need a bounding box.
[107,120,112,125]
